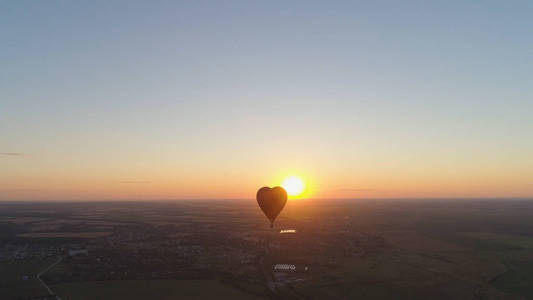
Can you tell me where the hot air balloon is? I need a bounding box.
[256,186,287,228]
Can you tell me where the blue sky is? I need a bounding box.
[1,1,532,200]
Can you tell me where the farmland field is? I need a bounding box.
[0,259,53,299]
[17,232,112,238]
[51,280,264,300]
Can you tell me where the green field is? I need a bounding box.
[287,251,511,300]
[460,232,533,249]
[51,280,265,300]
[0,259,52,299]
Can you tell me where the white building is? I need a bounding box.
[68,249,88,256]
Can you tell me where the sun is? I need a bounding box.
[281,176,305,196]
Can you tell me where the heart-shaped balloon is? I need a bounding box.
[256,186,287,228]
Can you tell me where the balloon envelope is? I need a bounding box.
[256,186,287,227]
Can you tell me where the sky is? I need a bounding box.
[1,1,532,201]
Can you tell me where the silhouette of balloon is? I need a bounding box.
[256,186,287,228]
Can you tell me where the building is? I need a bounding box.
[68,249,88,256]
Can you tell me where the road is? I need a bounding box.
[36,256,63,300]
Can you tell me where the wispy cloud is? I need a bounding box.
[0,152,23,156]
[120,181,152,184]
[338,188,376,192]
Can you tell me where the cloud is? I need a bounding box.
[0,189,40,192]
[338,188,376,192]
[120,181,152,184]
[0,152,23,156]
